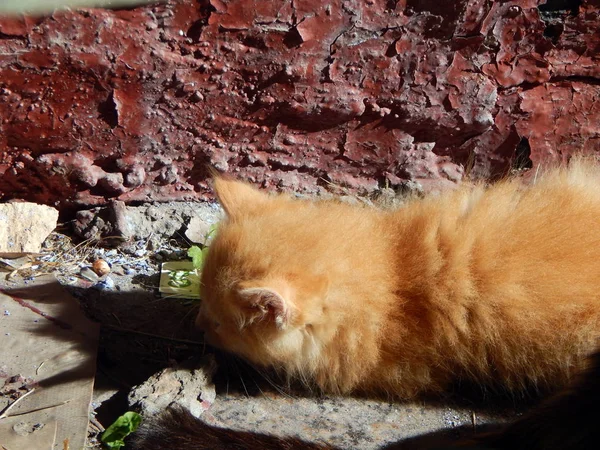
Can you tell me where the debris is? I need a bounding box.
[0,203,58,254]
[73,202,220,249]
[6,261,33,280]
[95,276,115,290]
[0,256,29,271]
[73,201,131,242]
[109,200,133,240]
[11,419,44,437]
[79,267,100,283]
[159,261,200,299]
[128,358,216,418]
[0,388,35,420]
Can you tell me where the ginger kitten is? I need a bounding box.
[195,159,600,398]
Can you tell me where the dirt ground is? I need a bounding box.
[0,200,528,449]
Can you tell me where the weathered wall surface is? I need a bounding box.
[0,0,598,210]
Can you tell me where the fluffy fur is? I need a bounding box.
[196,159,600,398]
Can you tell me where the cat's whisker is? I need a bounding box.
[219,354,233,397]
[148,293,184,303]
[245,369,268,399]
[252,367,295,399]
[169,304,200,339]
[231,359,250,398]
[297,368,312,393]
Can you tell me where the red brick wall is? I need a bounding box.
[0,0,598,211]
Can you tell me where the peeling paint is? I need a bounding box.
[0,0,598,211]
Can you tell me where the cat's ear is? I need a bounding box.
[213,176,269,217]
[238,287,291,329]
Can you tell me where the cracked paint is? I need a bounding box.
[0,0,599,211]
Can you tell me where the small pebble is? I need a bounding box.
[79,267,99,283]
[190,91,204,102]
[95,276,115,291]
[3,310,10,316]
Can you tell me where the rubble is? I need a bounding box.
[128,358,217,419]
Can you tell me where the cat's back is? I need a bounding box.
[395,159,600,288]
[450,160,600,290]
[384,159,600,391]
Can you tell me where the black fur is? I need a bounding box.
[461,349,600,450]
[130,406,333,450]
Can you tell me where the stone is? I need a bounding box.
[128,357,217,419]
[0,203,58,254]
[184,216,213,245]
[73,202,221,247]
[79,267,100,283]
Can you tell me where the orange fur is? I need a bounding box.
[196,159,600,398]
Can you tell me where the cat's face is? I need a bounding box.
[195,177,329,368]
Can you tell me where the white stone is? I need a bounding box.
[0,203,59,253]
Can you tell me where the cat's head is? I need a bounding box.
[195,177,331,368]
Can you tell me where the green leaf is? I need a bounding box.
[201,246,210,265]
[101,411,142,449]
[188,245,204,270]
[205,223,219,242]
